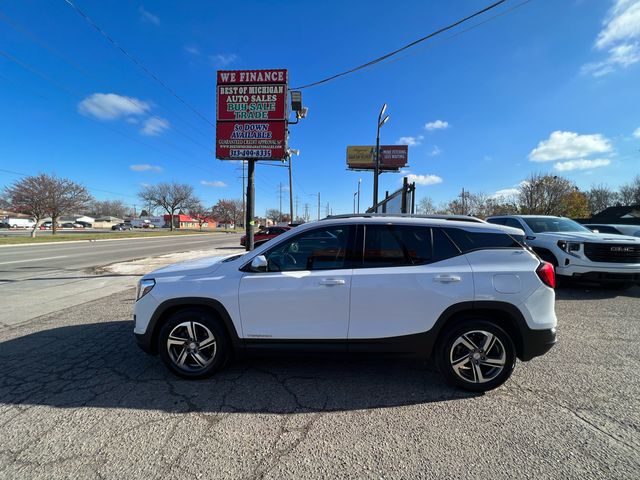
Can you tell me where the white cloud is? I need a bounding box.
[200,180,227,187]
[140,117,170,136]
[210,53,238,67]
[528,131,612,162]
[139,6,160,25]
[184,45,201,56]
[582,0,640,76]
[428,145,442,156]
[595,0,640,50]
[633,126,640,137]
[425,120,449,131]
[492,188,520,200]
[396,135,423,146]
[406,174,443,186]
[553,158,611,171]
[130,164,162,172]
[78,93,150,121]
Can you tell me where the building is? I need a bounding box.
[163,214,217,229]
[94,216,124,229]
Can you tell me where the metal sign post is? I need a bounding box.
[245,160,255,251]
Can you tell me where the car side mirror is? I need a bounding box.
[525,235,536,241]
[250,255,268,272]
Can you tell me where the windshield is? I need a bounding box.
[523,217,592,233]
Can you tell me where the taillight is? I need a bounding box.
[536,262,556,289]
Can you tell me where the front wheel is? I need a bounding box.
[158,308,229,379]
[436,320,516,392]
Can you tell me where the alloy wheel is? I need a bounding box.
[449,330,506,384]
[166,321,217,372]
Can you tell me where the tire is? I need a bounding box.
[158,308,229,379]
[436,320,517,392]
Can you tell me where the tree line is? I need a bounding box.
[417,173,640,219]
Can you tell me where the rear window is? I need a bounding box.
[363,225,432,267]
[443,228,523,253]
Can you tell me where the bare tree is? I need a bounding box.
[88,199,128,219]
[416,197,436,215]
[212,199,243,226]
[519,173,575,216]
[4,173,92,237]
[4,174,52,238]
[139,182,198,231]
[618,175,640,205]
[587,184,619,215]
[265,208,281,224]
[188,202,212,230]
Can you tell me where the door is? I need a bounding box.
[349,225,474,339]
[239,224,355,339]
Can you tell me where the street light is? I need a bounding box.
[373,103,390,209]
[286,148,300,223]
[357,178,362,213]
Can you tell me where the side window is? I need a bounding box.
[263,226,352,272]
[486,218,505,225]
[504,218,524,230]
[432,228,461,262]
[363,225,432,267]
[443,228,523,253]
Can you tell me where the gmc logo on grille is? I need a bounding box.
[610,246,634,252]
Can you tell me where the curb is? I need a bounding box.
[0,232,240,248]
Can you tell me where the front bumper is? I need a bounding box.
[520,327,557,361]
[556,261,640,279]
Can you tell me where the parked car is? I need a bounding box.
[60,222,76,228]
[486,215,640,287]
[134,216,557,392]
[584,224,640,238]
[111,223,132,231]
[75,221,92,228]
[240,226,291,247]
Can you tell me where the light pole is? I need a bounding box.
[373,104,390,210]
[287,148,300,223]
[357,178,361,213]
[353,191,358,213]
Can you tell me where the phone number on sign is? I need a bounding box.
[229,149,273,158]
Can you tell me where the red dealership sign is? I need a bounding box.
[216,69,288,160]
[216,122,287,160]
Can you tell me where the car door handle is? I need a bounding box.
[319,278,346,286]
[434,274,461,283]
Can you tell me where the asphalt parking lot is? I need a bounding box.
[0,285,639,479]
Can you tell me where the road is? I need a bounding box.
[0,285,638,479]
[0,234,242,327]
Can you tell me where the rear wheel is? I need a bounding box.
[436,320,516,392]
[158,308,229,379]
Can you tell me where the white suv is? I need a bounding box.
[134,216,557,391]
[486,215,640,288]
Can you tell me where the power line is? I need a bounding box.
[0,48,219,176]
[62,0,215,128]
[292,0,509,90]
[0,9,215,145]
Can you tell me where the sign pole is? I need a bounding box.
[245,159,255,251]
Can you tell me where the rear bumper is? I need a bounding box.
[520,327,556,361]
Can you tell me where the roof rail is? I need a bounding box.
[322,213,485,223]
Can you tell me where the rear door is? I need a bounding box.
[348,225,474,340]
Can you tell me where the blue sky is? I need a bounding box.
[1,0,639,217]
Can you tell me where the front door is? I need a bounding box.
[239,225,355,339]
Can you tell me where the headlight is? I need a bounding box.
[557,240,581,256]
[137,278,155,301]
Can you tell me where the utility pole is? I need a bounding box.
[288,156,294,224]
[459,188,469,215]
[373,104,390,209]
[295,195,300,222]
[317,192,321,220]
[278,182,284,222]
[357,178,361,213]
[304,203,309,222]
[326,202,330,217]
[245,160,255,251]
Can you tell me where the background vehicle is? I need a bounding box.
[240,226,291,247]
[2,218,35,229]
[134,216,557,392]
[111,223,132,231]
[487,215,640,287]
[584,224,640,237]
